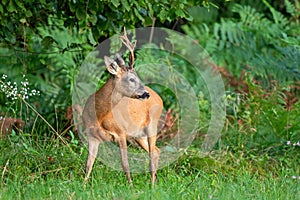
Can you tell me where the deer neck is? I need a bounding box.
[100,77,124,108]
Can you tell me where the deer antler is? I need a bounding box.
[119,27,137,69]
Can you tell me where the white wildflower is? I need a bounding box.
[0,74,40,102]
[2,74,7,79]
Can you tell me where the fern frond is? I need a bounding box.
[262,0,289,26]
[183,3,299,86]
[284,0,296,16]
[232,4,265,27]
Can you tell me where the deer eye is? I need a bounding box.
[129,78,135,82]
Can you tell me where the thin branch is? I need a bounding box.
[1,159,9,182]
[149,16,156,43]
[119,27,136,69]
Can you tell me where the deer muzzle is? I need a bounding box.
[138,91,150,100]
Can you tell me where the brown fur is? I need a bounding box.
[82,57,163,186]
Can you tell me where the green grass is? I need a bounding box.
[0,131,299,200]
[1,170,299,200]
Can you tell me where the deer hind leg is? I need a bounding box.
[118,133,132,184]
[84,128,101,184]
[136,137,150,152]
[135,137,161,154]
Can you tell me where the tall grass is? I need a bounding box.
[0,118,299,199]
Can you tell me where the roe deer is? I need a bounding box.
[82,30,163,186]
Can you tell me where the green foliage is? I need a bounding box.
[0,17,91,126]
[0,0,213,124]
[183,1,300,87]
[224,79,300,152]
[0,0,209,47]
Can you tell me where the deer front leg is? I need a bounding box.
[118,134,132,184]
[136,136,160,186]
[146,104,162,187]
[148,135,160,187]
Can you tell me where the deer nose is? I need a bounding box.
[139,91,150,100]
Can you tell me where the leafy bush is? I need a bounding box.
[0,0,210,47]
[224,79,300,150]
[0,0,214,127]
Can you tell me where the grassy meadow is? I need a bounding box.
[0,119,299,199]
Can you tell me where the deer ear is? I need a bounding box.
[104,56,122,76]
[114,53,126,67]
